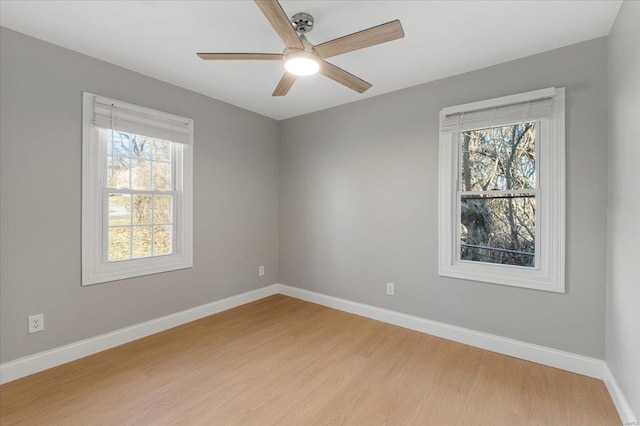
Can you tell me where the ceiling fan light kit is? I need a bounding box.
[283,51,319,76]
[283,36,320,76]
[197,0,404,96]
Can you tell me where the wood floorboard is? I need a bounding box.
[0,294,620,425]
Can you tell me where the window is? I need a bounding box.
[82,93,193,285]
[438,88,565,292]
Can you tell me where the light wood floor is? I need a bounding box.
[0,295,620,425]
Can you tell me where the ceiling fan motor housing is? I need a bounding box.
[282,35,319,76]
[291,12,313,34]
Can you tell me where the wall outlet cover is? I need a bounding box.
[386,283,395,296]
[28,313,44,333]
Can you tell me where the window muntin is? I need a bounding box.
[438,87,565,293]
[458,123,537,268]
[82,93,193,286]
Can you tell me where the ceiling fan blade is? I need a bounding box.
[197,53,283,60]
[313,20,404,59]
[319,61,372,94]
[272,72,296,96]
[254,0,304,50]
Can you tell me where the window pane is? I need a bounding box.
[460,123,536,191]
[460,194,535,267]
[130,135,151,159]
[132,195,152,225]
[107,156,130,189]
[131,159,151,190]
[152,140,171,161]
[109,131,133,157]
[133,226,152,258]
[154,195,172,224]
[153,225,172,255]
[108,227,131,261]
[108,194,131,226]
[152,161,171,191]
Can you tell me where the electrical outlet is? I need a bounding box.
[28,313,44,333]
[259,266,265,277]
[386,283,395,296]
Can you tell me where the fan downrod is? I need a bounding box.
[291,12,314,34]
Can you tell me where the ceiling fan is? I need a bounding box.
[197,0,404,96]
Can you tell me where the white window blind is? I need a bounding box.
[93,96,192,144]
[441,88,557,133]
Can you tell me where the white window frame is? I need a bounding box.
[82,93,193,286]
[438,88,565,293]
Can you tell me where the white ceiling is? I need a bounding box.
[0,1,622,120]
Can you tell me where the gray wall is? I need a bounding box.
[607,0,640,416]
[0,28,280,363]
[0,24,621,369]
[280,38,609,358]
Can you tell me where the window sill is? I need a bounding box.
[82,255,192,286]
[439,261,564,293]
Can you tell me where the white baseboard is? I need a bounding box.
[2,282,634,426]
[275,284,605,380]
[604,364,639,425]
[0,284,279,385]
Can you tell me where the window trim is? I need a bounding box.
[438,88,565,293]
[82,92,193,286]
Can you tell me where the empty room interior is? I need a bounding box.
[0,0,638,424]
